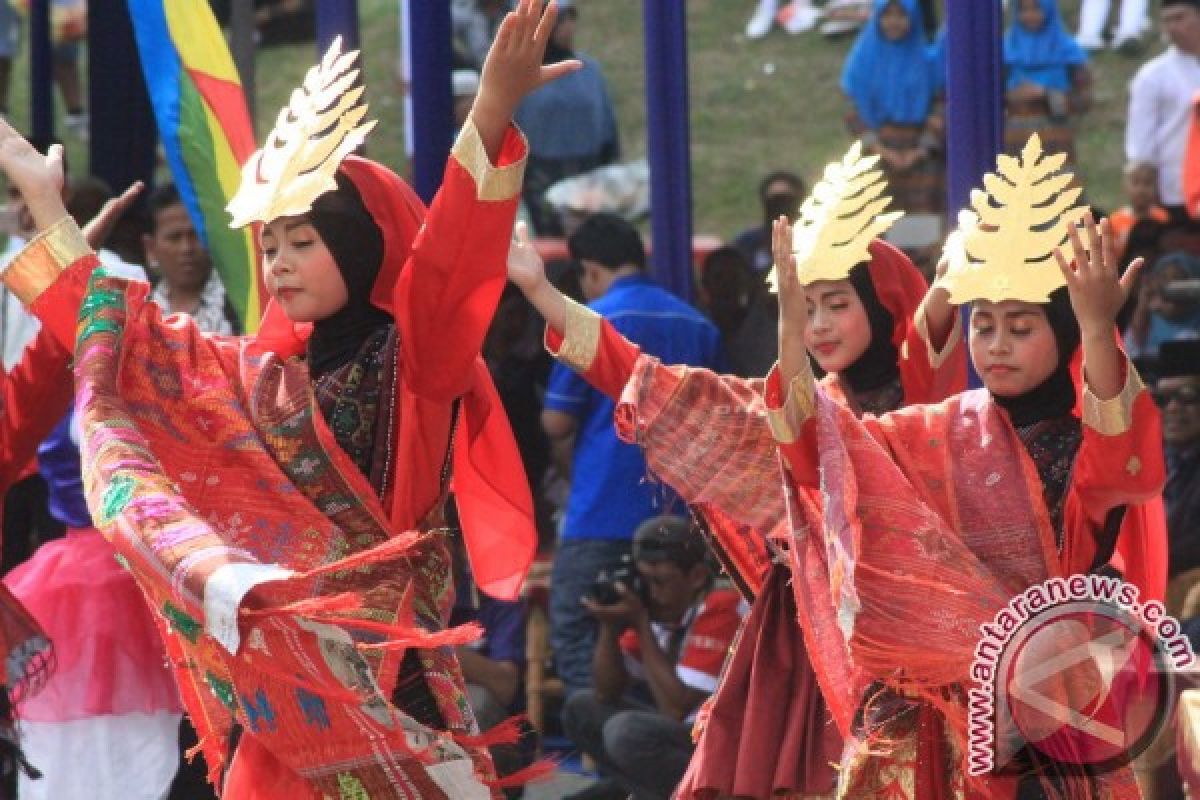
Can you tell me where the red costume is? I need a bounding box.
[0,120,535,799]
[544,240,964,798]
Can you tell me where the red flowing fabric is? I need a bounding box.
[251,155,535,600]
[866,239,967,405]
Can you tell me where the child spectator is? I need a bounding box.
[1003,0,1093,165]
[1111,161,1170,263]
[841,0,944,213]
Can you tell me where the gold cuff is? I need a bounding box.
[1083,358,1144,437]
[767,366,816,444]
[452,118,527,202]
[546,298,601,372]
[3,215,90,306]
[915,300,962,369]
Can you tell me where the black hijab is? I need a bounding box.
[305,173,390,378]
[840,262,902,393]
[990,287,1080,428]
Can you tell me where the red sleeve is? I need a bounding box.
[0,326,74,492]
[393,125,527,403]
[765,365,821,488]
[677,590,742,688]
[26,255,100,355]
[546,318,641,400]
[1071,389,1166,521]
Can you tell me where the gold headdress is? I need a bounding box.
[226,37,377,229]
[939,134,1085,305]
[768,141,903,291]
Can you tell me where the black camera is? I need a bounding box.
[586,554,646,606]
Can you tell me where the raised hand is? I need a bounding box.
[773,214,810,386]
[477,0,582,121]
[1054,211,1142,400]
[0,118,67,232]
[82,181,144,251]
[1053,212,1142,339]
[507,220,547,293]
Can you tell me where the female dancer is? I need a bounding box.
[0,2,575,796]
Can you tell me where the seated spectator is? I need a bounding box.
[1126,251,1200,358]
[1003,0,1093,165]
[453,0,511,70]
[562,516,743,800]
[731,169,804,274]
[699,246,777,378]
[453,68,481,130]
[142,184,241,335]
[1076,0,1149,53]
[744,0,820,38]
[1159,340,1200,579]
[515,1,619,235]
[841,0,945,213]
[1111,161,1170,264]
[541,214,724,700]
[447,526,532,795]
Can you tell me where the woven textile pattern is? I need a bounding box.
[75,272,491,798]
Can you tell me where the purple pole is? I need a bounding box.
[945,0,1004,386]
[315,0,360,53]
[642,0,694,301]
[29,0,53,148]
[407,1,454,204]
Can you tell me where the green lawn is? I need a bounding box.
[6,0,1152,241]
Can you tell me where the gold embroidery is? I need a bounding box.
[1127,456,1142,476]
[546,297,601,372]
[3,215,89,306]
[767,366,816,444]
[451,117,528,203]
[1082,358,1145,436]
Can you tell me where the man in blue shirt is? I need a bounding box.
[542,213,723,695]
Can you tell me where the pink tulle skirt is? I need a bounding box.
[4,527,183,722]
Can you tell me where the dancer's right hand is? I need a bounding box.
[0,119,67,232]
[773,215,810,385]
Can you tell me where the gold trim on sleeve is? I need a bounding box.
[452,118,527,203]
[1082,357,1145,437]
[767,366,817,444]
[546,297,601,373]
[3,215,90,306]
[914,299,963,369]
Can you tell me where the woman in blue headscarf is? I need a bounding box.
[1003,0,1093,164]
[841,0,944,214]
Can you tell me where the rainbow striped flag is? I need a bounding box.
[127,0,263,332]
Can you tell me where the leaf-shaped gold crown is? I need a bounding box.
[939,134,1085,305]
[227,37,378,229]
[768,141,903,292]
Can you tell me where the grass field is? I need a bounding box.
[5,0,1155,240]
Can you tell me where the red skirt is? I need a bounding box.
[4,527,182,722]
[677,565,841,798]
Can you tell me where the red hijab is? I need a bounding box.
[251,156,535,600]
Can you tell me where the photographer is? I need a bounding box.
[562,516,743,800]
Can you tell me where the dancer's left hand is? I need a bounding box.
[1054,211,1142,338]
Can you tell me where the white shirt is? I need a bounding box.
[0,235,146,368]
[1126,46,1200,207]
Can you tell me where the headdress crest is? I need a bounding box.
[768,141,903,291]
[227,37,377,229]
[939,134,1086,304]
